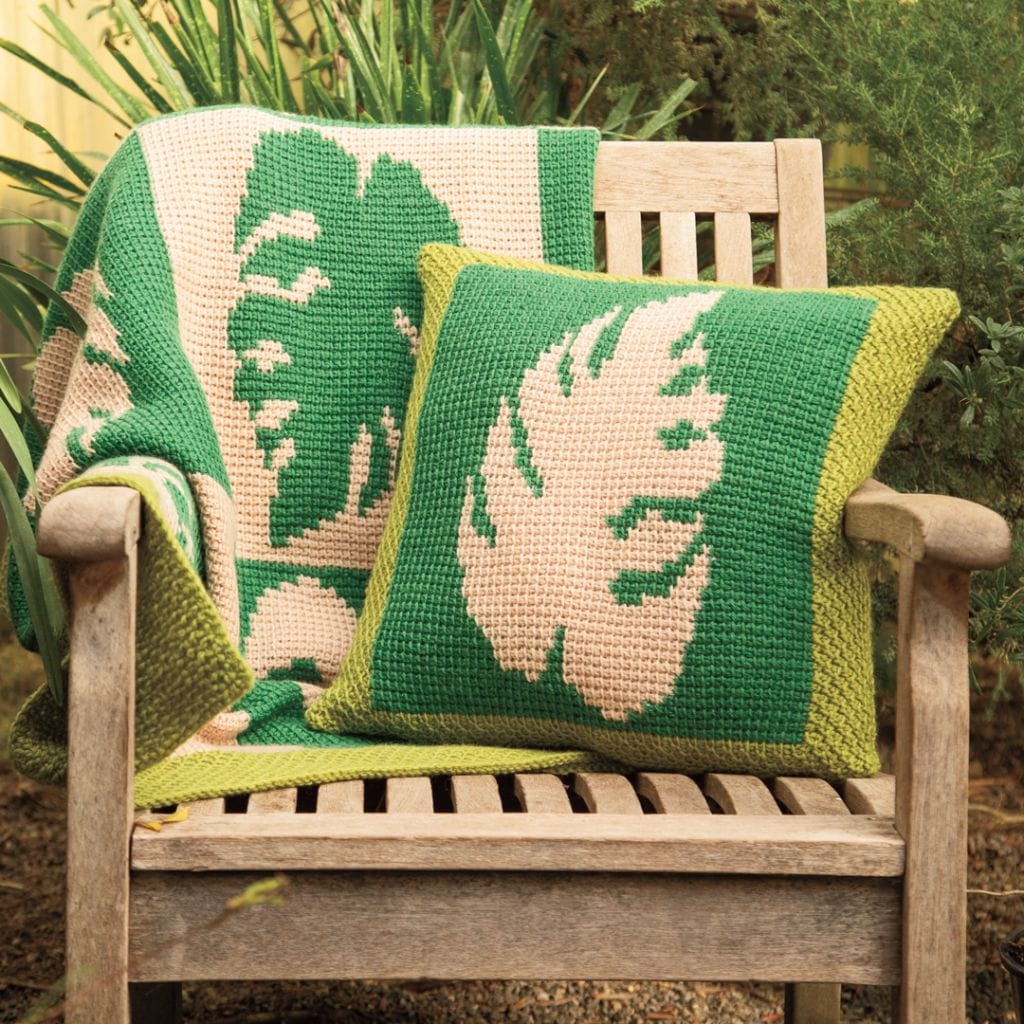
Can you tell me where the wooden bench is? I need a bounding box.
[39,139,1012,1024]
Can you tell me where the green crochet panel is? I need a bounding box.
[309,245,961,778]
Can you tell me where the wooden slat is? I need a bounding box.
[636,773,709,814]
[132,812,904,876]
[774,138,828,289]
[386,776,434,814]
[184,799,225,818]
[659,211,698,279]
[316,781,364,814]
[246,788,298,815]
[62,503,140,1024]
[131,871,901,985]
[595,141,780,213]
[712,211,753,284]
[514,774,571,814]
[896,559,971,1021]
[705,774,781,815]
[574,773,643,815]
[774,778,849,816]
[843,775,896,818]
[785,981,841,1024]
[604,209,644,276]
[451,775,502,814]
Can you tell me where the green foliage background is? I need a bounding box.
[2,0,1023,698]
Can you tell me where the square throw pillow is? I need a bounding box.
[308,245,959,778]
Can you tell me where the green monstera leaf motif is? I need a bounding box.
[230,128,460,548]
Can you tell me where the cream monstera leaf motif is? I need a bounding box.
[458,292,727,720]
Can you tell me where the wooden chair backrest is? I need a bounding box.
[593,138,827,289]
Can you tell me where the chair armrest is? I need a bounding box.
[844,478,1011,571]
[37,485,141,562]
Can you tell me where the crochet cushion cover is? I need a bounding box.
[308,245,960,777]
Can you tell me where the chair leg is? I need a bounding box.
[130,982,183,1024]
[64,553,138,1024]
[894,562,970,1022]
[785,982,841,1024]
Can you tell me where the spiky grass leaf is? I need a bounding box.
[0,102,96,189]
[0,154,85,196]
[0,259,87,336]
[103,40,174,114]
[470,0,517,124]
[0,465,65,703]
[39,4,150,123]
[0,37,129,127]
[0,356,23,415]
[216,0,241,101]
[112,0,191,109]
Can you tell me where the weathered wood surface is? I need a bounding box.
[713,212,754,285]
[603,209,645,277]
[659,211,699,279]
[386,776,433,814]
[774,777,849,817]
[246,788,298,815]
[451,774,503,814]
[316,780,364,814]
[845,478,1010,571]
[595,141,780,213]
[636,772,709,815]
[895,559,971,1022]
[777,770,847,1024]
[182,798,226,818]
[131,811,904,876]
[705,773,780,816]
[844,776,896,818]
[514,774,571,814]
[773,138,828,290]
[129,871,902,985]
[574,772,644,815]
[64,534,139,1024]
[37,484,141,562]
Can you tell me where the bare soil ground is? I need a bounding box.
[1,620,1021,1023]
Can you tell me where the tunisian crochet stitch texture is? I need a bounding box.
[308,245,960,779]
[6,108,604,804]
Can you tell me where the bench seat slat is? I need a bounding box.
[246,788,298,815]
[183,798,225,818]
[131,812,904,876]
[705,773,780,815]
[844,775,897,817]
[316,780,364,814]
[130,871,901,985]
[514,774,572,814]
[774,777,850,816]
[386,776,434,814]
[451,775,503,814]
[574,772,644,815]
[636,772,710,814]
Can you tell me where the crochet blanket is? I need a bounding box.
[6,106,605,806]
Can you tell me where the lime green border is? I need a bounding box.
[9,472,253,786]
[134,743,610,808]
[311,246,959,778]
